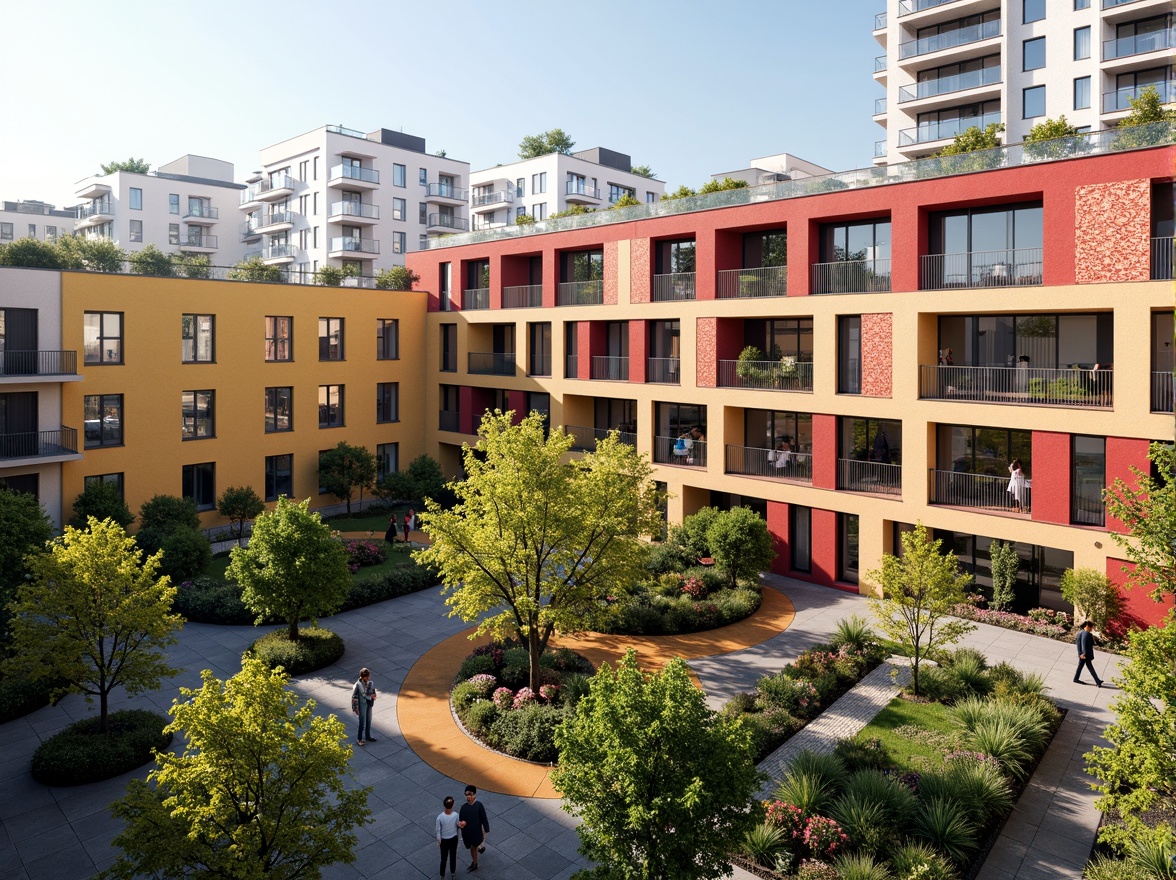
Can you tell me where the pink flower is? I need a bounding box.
[512,687,537,709]
[492,687,514,710]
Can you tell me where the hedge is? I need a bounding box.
[31,709,171,786]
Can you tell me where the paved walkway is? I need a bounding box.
[0,575,1124,880]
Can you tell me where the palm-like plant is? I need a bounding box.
[741,822,787,868]
[913,797,978,866]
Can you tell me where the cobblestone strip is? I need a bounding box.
[755,660,911,799]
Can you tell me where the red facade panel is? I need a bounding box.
[860,313,893,398]
[1030,431,1071,525]
[1105,437,1152,534]
[1074,179,1152,284]
[630,238,651,303]
[767,500,789,576]
[1107,558,1173,630]
[696,317,717,388]
[812,414,838,491]
[629,320,648,384]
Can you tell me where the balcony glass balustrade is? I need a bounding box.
[899,65,1000,102]
[1103,81,1176,112]
[1104,28,1175,61]
[329,165,380,184]
[329,237,379,254]
[425,183,468,200]
[428,214,470,231]
[329,202,379,220]
[899,19,1000,59]
[899,111,1002,146]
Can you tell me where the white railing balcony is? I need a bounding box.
[920,248,1043,289]
[716,265,787,298]
[919,364,1113,408]
[725,445,813,483]
[718,359,813,392]
[930,469,1031,514]
[838,459,902,496]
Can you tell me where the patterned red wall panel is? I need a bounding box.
[1105,437,1152,534]
[630,238,651,303]
[577,321,592,378]
[1106,558,1173,630]
[1030,431,1071,525]
[860,312,893,398]
[767,501,789,575]
[1074,179,1151,284]
[629,320,648,384]
[696,317,717,388]
[812,414,838,491]
[603,241,619,305]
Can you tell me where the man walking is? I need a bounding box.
[1074,621,1104,687]
[437,795,460,879]
[457,785,489,872]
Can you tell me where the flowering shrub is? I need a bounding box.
[692,602,721,629]
[794,649,840,680]
[343,539,385,568]
[466,674,497,696]
[764,800,807,840]
[944,750,1003,773]
[492,687,514,710]
[681,576,705,599]
[539,683,559,702]
[894,770,922,793]
[951,604,1070,639]
[512,687,537,709]
[803,816,848,860]
[796,860,839,880]
[1028,607,1072,627]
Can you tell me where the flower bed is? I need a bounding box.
[450,640,594,763]
[951,602,1072,639]
[591,568,762,636]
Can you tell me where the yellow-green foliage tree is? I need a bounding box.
[1103,441,1175,603]
[416,411,663,692]
[106,658,371,879]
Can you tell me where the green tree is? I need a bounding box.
[55,235,125,272]
[610,193,642,210]
[314,263,360,287]
[1118,84,1176,130]
[1103,441,1175,602]
[667,506,721,562]
[518,128,575,158]
[100,158,151,174]
[867,523,975,695]
[227,257,285,282]
[1060,568,1123,632]
[707,507,775,590]
[629,164,656,178]
[935,122,1005,156]
[514,213,536,226]
[699,177,750,194]
[0,487,53,636]
[217,485,265,544]
[552,650,761,879]
[661,184,698,201]
[416,412,663,692]
[1025,115,1081,143]
[1023,115,1087,160]
[1086,609,1176,853]
[226,497,350,642]
[139,494,202,532]
[70,480,134,529]
[376,453,446,504]
[374,265,420,290]
[5,518,181,733]
[128,244,175,277]
[106,658,371,880]
[134,495,211,581]
[171,252,211,279]
[0,237,65,268]
[551,204,594,219]
[318,441,377,516]
[988,540,1019,612]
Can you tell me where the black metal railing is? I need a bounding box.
[590,356,629,381]
[651,272,696,301]
[0,350,77,376]
[0,426,78,459]
[930,469,1031,513]
[557,280,604,306]
[503,284,542,308]
[920,248,1043,289]
[646,357,681,384]
[468,352,516,375]
[811,259,891,294]
[838,459,902,496]
[1152,371,1174,413]
[920,364,1113,408]
[1152,237,1174,280]
[462,288,489,310]
[566,425,637,452]
[717,359,813,392]
[438,411,461,432]
[725,445,813,483]
[716,265,788,298]
[654,435,708,467]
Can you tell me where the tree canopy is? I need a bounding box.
[227,257,285,282]
[70,479,134,529]
[375,265,420,290]
[629,164,656,178]
[5,518,181,732]
[106,658,371,880]
[318,441,377,516]
[0,486,53,636]
[226,497,351,641]
[934,122,1005,156]
[518,128,575,159]
[416,411,663,691]
[552,650,761,879]
[707,506,775,589]
[1103,441,1175,603]
[217,485,265,544]
[101,158,151,175]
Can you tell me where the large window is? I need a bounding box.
[129,220,143,243]
[1072,435,1105,526]
[820,220,890,264]
[84,394,123,448]
[745,410,813,453]
[927,202,1044,285]
[318,318,344,361]
[594,398,637,434]
[319,385,344,428]
[376,442,398,481]
[440,324,457,372]
[84,311,123,364]
[743,229,788,268]
[265,454,293,501]
[265,387,292,433]
[265,316,292,362]
[182,462,215,511]
[838,316,862,394]
[181,390,215,440]
[528,322,552,376]
[169,194,180,215]
[1023,85,1046,119]
[655,402,706,440]
[839,514,860,585]
[840,417,902,464]
[655,239,696,274]
[377,319,399,360]
[561,249,604,282]
[1024,0,1044,22]
[1023,37,1045,70]
[744,318,812,362]
[790,506,812,573]
[937,425,1031,475]
[393,164,406,187]
[376,382,399,423]
[1074,76,1091,110]
[936,313,1113,368]
[129,187,142,210]
[1073,26,1090,60]
[84,472,123,498]
[182,314,214,363]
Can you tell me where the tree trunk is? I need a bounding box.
[528,626,542,693]
[288,617,300,642]
[99,690,109,734]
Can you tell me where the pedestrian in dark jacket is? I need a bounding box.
[458,785,489,871]
[1074,621,1103,687]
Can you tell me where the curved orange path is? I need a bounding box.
[397,588,795,799]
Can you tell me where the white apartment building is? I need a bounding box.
[468,148,664,230]
[242,125,471,280]
[72,155,247,263]
[871,0,1174,164]
[0,201,75,245]
[709,152,834,185]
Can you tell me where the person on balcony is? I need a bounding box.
[768,438,792,473]
[1007,459,1027,511]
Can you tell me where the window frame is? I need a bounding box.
[265,315,293,362]
[1023,85,1046,119]
[182,313,215,363]
[264,453,293,501]
[318,384,345,428]
[376,442,399,481]
[181,389,215,440]
[84,311,124,365]
[128,219,143,243]
[129,187,143,211]
[84,393,124,448]
[1023,36,1046,71]
[182,462,216,511]
[393,164,406,187]
[376,319,399,360]
[376,382,399,423]
[264,386,293,433]
[84,472,124,497]
[318,317,345,361]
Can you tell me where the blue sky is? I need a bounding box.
[0,0,884,207]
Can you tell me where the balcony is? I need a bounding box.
[930,470,1031,515]
[427,214,470,233]
[874,55,888,82]
[262,243,297,263]
[838,459,902,496]
[899,0,964,14]
[327,237,379,259]
[468,352,516,376]
[811,259,892,294]
[565,181,602,204]
[76,181,112,200]
[424,183,468,205]
[177,234,217,253]
[899,111,1002,147]
[0,427,80,464]
[1103,81,1176,113]
[439,411,461,432]
[529,355,552,377]
[471,191,514,213]
[328,202,380,224]
[647,357,681,384]
[182,205,218,225]
[716,265,788,298]
[1152,371,1174,412]
[557,280,604,306]
[1103,28,1176,62]
[328,165,379,188]
[651,272,696,302]
[1153,237,1174,279]
[920,248,1043,289]
[255,211,295,233]
[462,288,489,310]
[919,365,1113,408]
[874,11,887,30]
[567,425,637,452]
[0,350,79,383]
[899,66,1001,104]
[590,356,629,381]
[718,359,813,392]
[255,174,298,201]
[1101,0,1173,21]
[654,436,707,468]
[725,445,813,484]
[874,97,887,116]
[76,201,114,226]
[875,140,888,158]
[899,19,1000,61]
[241,220,263,241]
[503,284,542,308]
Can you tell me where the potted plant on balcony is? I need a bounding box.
[735,346,775,388]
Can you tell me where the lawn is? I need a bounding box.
[323,507,411,534]
[206,543,417,585]
[848,696,965,771]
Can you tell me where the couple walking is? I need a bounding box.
[437,786,490,875]
[384,508,416,545]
